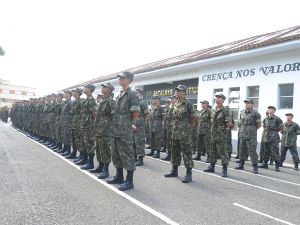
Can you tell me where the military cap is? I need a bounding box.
[175,84,187,91]
[165,99,171,103]
[208,105,212,109]
[244,99,254,104]
[200,100,209,105]
[84,84,96,92]
[72,88,83,95]
[136,88,143,93]
[117,71,134,81]
[285,113,294,117]
[97,94,103,98]
[169,95,177,99]
[152,95,161,100]
[63,89,72,94]
[268,106,276,111]
[101,82,115,91]
[57,93,64,97]
[215,93,226,100]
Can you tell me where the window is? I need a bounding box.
[229,87,240,130]
[2,98,8,102]
[15,90,22,95]
[247,86,259,110]
[2,89,9,94]
[279,84,294,109]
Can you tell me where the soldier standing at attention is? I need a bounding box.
[234,99,261,174]
[146,95,164,158]
[80,84,97,170]
[204,94,232,177]
[134,89,149,166]
[59,90,73,155]
[52,93,64,151]
[258,106,282,171]
[164,85,197,183]
[94,83,115,179]
[194,100,211,162]
[280,113,300,170]
[106,71,140,191]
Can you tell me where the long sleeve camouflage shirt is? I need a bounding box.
[281,121,300,147]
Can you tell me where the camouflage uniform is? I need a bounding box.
[79,95,96,155]
[280,121,300,164]
[55,100,64,145]
[71,98,82,153]
[61,98,73,146]
[238,109,261,165]
[210,106,230,166]
[149,105,164,152]
[261,115,282,164]
[133,100,149,158]
[171,98,196,168]
[111,87,140,171]
[95,95,115,163]
[197,108,211,161]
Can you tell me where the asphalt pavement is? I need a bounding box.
[1,121,299,225]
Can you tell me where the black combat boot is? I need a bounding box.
[90,162,104,173]
[234,160,245,170]
[161,146,166,153]
[62,145,71,156]
[221,164,228,178]
[65,149,77,159]
[192,152,201,161]
[204,163,215,173]
[98,163,109,179]
[81,154,94,170]
[164,165,178,177]
[75,153,88,165]
[258,160,268,169]
[253,164,258,174]
[162,151,171,161]
[153,150,160,159]
[118,170,134,191]
[135,157,144,166]
[107,168,124,184]
[73,152,83,163]
[295,163,299,170]
[146,149,155,156]
[49,141,57,148]
[182,168,192,183]
[279,160,283,167]
[57,144,66,154]
[275,161,280,172]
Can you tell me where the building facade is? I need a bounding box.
[0,79,36,108]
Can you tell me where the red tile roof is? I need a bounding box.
[67,25,300,89]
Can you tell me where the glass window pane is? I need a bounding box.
[279,97,293,109]
[279,84,294,96]
[248,86,259,97]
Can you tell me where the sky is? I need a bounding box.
[0,0,299,97]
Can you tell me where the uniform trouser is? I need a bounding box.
[81,128,95,155]
[133,130,146,157]
[150,131,162,151]
[191,126,198,148]
[211,136,229,165]
[227,129,232,155]
[280,145,300,163]
[171,138,193,168]
[55,122,63,143]
[112,134,135,171]
[95,135,111,163]
[63,126,72,146]
[259,140,265,159]
[162,129,167,149]
[166,130,172,152]
[72,128,81,151]
[197,133,211,159]
[263,142,280,163]
[239,137,258,165]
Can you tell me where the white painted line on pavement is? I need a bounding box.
[21,135,180,225]
[195,160,300,186]
[233,203,295,225]
[147,157,300,201]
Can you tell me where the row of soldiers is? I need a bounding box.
[9,71,299,191]
[0,106,9,123]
